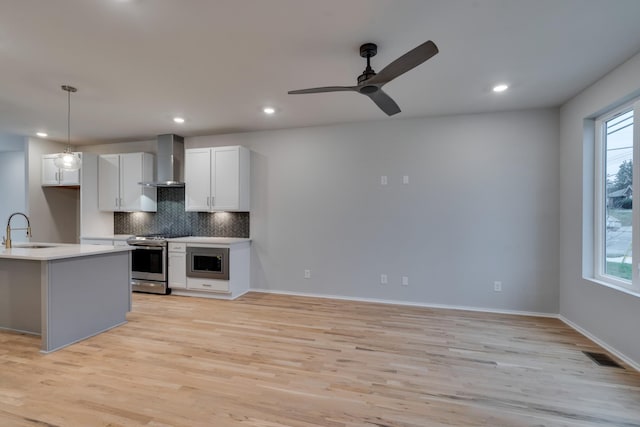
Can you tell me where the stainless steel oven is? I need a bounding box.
[127,236,169,294]
[186,246,230,280]
[131,245,166,282]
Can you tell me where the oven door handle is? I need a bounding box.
[129,245,166,249]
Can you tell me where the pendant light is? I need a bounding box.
[53,85,81,171]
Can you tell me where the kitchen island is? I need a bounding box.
[0,243,133,353]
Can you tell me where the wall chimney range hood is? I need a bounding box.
[140,134,185,187]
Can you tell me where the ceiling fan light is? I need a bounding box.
[263,107,276,115]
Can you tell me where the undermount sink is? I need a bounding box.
[12,243,58,249]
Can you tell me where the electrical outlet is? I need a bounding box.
[494,281,502,292]
[380,274,388,284]
[402,276,409,286]
[403,175,409,185]
[381,175,388,185]
[304,269,311,279]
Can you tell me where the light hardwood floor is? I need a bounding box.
[1,292,640,427]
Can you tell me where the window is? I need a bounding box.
[594,101,639,291]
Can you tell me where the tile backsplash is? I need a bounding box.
[114,187,250,237]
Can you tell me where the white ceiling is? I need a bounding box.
[1,0,640,145]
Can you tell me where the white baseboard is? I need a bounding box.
[248,289,640,371]
[558,315,640,372]
[248,288,557,318]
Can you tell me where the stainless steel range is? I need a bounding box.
[127,234,188,294]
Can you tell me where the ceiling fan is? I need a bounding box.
[288,40,439,116]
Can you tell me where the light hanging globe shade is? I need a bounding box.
[54,150,81,171]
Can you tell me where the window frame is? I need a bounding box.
[593,100,640,292]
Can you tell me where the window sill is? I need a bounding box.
[584,276,640,298]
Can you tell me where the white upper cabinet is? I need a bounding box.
[41,153,81,186]
[98,152,156,212]
[185,146,250,212]
[184,148,212,211]
[98,154,120,210]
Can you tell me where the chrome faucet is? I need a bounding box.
[3,212,32,249]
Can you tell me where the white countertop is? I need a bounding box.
[169,237,251,245]
[80,234,134,241]
[81,235,251,245]
[0,243,133,261]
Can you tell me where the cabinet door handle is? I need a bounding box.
[59,170,63,182]
[115,197,119,208]
[206,196,210,207]
[55,171,58,182]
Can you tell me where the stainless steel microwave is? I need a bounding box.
[186,246,230,280]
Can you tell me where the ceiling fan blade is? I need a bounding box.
[288,86,358,95]
[365,89,401,116]
[367,40,439,86]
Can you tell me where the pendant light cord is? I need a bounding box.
[61,85,77,153]
[67,87,71,147]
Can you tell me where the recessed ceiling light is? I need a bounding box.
[173,117,185,124]
[36,132,48,137]
[263,107,276,115]
[493,84,509,93]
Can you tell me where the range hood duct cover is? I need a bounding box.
[140,134,185,187]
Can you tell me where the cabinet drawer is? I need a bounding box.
[186,277,229,293]
[169,243,186,252]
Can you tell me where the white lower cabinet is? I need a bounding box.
[168,243,186,289]
[186,277,229,293]
[169,240,250,300]
[80,234,131,246]
[81,238,129,246]
[81,239,110,245]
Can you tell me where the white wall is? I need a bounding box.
[559,51,640,365]
[0,132,26,151]
[0,134,27,242]
[188,108,560,314]
[80,140,155,155]
[78,152,113,238]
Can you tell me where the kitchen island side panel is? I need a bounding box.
[0,258,41,334]
[44,251,130,352]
